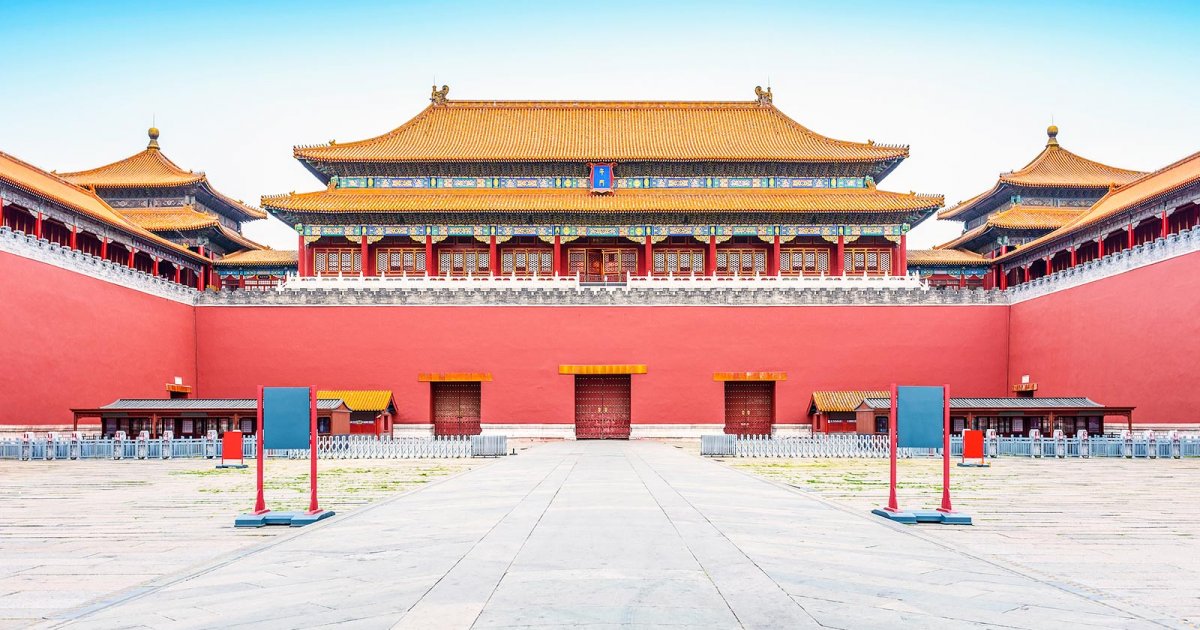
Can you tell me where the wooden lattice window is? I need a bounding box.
[653,248,704,274]
[844,248,891,276]
[243,275,283,291]
[501,248,553,276]
[376,248,426,275]
[780,248,830,275]
[716,248,766,276]
[314,248,361,275]
[437,248,489,276]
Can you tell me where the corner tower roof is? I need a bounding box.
[58,128,266,222]
[939,126,1144,222]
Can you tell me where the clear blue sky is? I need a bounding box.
[2,0,1197,249]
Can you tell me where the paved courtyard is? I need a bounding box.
[11,441,1190,629]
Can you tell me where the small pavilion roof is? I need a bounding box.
[905,248,987,266]
[262,186,942,217]
[998,150,1200,263]
[934,206,1083,251]
[939,126,1144,221]
[0,150,206,262]
[317,390,396,413]
[294,89,909,173]
[809,390,889,414]
[58,128,266,221]
[213,249,298,268]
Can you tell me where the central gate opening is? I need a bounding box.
[723,381,775,436]
[431,381,482,436]
[574,375,631,439]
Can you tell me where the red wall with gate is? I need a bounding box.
[193,304,1010,427]
[0,251,197,426]
[1008,251,1200,425]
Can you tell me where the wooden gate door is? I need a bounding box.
[602,249,622,282]
[431,382,482,436]
[724,381,774,435]
[574,375,631,439]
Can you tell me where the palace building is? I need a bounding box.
[2,86,1199,440]
[261,86,942,283]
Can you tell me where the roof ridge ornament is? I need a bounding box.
[431,84,450,106]
[754,85,772,106]
[147,126,161,150]
[1046,124,1059,148]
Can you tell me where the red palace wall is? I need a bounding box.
[1008,251,1200,425]
[0,252,197,426]
[193,305,1010,427]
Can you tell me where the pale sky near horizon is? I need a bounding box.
[2,0,1197,250]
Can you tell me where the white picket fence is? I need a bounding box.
[702,434,892,458]
[316,435,476,459]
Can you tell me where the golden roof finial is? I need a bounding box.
[754,85,773,106]
[1046,124,1059,148]
[431,84,450,106]
[147,126,161,150]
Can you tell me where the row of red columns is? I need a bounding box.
[294,230,908,278]
[1006,213,1176,286]
[13,202,206,290]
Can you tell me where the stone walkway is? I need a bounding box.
[52,442,1182,629]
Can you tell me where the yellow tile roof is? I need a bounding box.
[935,206,1083,250]
[905,249,987,265]
[58,129,266,220]
[118,206,218,231]
[940,127,1144,220]
[317,390,395,412]
[1000,150,1200,262]
[262,187,943,215]
[0,150,206,262]
[294,98,909,165]
[811,390,889,413]
[214,249,298,267]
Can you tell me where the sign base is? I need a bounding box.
[873,507,971,525]
[234,510,335,528]
[956,462,990,468]
[215,463,248,469]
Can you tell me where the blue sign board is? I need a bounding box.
[590,163,613,192]
[896,386,944,449]
[263,387,311,450]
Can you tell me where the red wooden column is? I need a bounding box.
[706,236,717,276]
[173,266,181,284]
[126,248,135,268]
[1070,246,1077,267]
[70,225,78,250]
[771,235,781,276]
[489,235,499,276]
[643,236,652,276]
[425,235,435,276]
[1023,265,1031,283]
[998,266,1008,290]
[100,238,108,261]
[152,258,159,277]
[1097,236,1105,259]
[360,234,369,276]
[34,212,43,239]
[1127,223,1134,249]
[1161,210,1170,238]
[553,236,563,276]
[196,265,205,290]
[835,234,845,276]
[238,276,246,290]
[297,232,308,277]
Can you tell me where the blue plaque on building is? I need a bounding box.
[590,163,614,193]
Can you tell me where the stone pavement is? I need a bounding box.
[52,441,1183,629]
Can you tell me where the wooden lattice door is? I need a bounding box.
[431,382,482,436]
[724,381,774,436]
[574,375,631,439]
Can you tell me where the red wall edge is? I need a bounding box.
[194,305,1009,426]
[0,251,197,426]
[1008,251,1200,425]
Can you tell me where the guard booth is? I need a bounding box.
[560,365,646,439]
